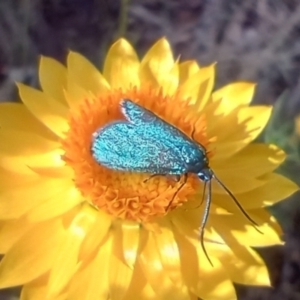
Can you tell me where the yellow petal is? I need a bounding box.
[0,219,65,288]
[17,83,69,137]
[155,218,186,288]
[121,221,140,268]
[29,165,72,179]
[213,144,285,172]
[0,178,72,219]
[21,275,67,300]
[138,230,189,300]
[194,261,237,300]
[212,216,272,267]
[123,263,158,300]
[183,234,237,300]
[0,218,33,253]
[256,209,282,237]
[19,83,68,120]
[68,234,112,300]
[64,80,94,109]
[0,152,63,178]
[212,210,282,247]
[210,106,273,159]
[103,39,140,89]
[171,222,237,300]
[209,241,270,286]
[47,205,98,297]
[178,61,200,84]
[0,103,56,140]
[171,204,223,248]
[220,106,272,142]
[230,258,270,286]
[163,62,179,96]
[26,148,65,167]
[0,155,39,175]
[27,184,83,222]
[0,167,38,187]
[79,210,112,259]
[213,172,298,210]
[238,105,272,140]
[24,148,72,178]
[212,82,256,111]
[178,64,215,109]
[140,38,178,95]
[109,223,135,300]
[67,51,110,95]
[21,277,47,300]
[20,149,72,178]
[141,217,200,300]
[211,173,264,194]
[141,38,173,72]
[0,129,58,157]
[39,56,68,105]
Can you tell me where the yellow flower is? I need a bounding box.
[0,38,297,300]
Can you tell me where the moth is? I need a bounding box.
[91,99,258,264]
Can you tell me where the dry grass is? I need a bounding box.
[1,0,300,111]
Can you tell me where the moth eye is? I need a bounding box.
[198,173,206,181]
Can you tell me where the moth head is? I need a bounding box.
[197,168,213,182]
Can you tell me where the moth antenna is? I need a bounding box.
[201,181,207,206]
[212,172,262,233]
[199,179,213,266]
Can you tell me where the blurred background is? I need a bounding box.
[1,0,300,299]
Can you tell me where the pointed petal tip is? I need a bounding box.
[156,37,172,48]
[111,38,133,50]
[209,61,217,66]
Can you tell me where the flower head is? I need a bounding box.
[0,38,297,299]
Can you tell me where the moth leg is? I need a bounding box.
[166,173,188,211]
[191,123,196,140]
[144,174,180,185]
[143,174,163,183]
[191,181,207,209]
[166,174,181,182]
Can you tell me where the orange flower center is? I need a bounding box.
[62,87,210,222]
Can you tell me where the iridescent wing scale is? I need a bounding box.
[91,99,198,175]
